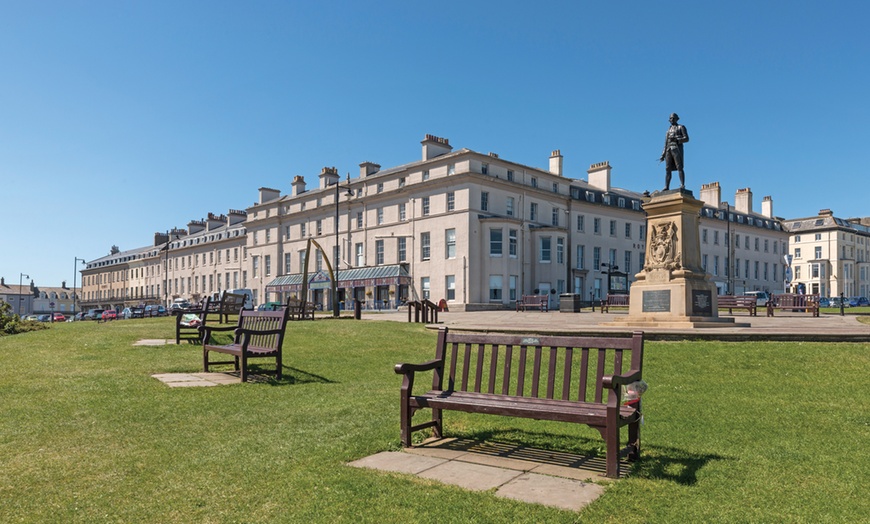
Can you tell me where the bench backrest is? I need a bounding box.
[718,295,756,305]
[606,294,630,305]
[773,294,819,307]
[233,309,290,350]
[521,295,547,303]
[432,328,643,404]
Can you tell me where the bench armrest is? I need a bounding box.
[394,359,442,375]
[602,369,642,389]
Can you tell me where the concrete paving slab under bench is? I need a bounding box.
[151,372,242,387]
[348,438,615,511]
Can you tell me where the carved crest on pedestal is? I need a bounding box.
[645,221,682,271]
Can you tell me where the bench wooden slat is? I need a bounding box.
[562,347,574,401]
[395,328,645,478]
[501,345,513,396]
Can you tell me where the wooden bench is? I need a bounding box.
[767,293,820,317]
[395,328,645,478]
[600,294,630,313]
[174,297,217,344]
[516,295,549,312]
[285,297,316,320]
[174,292,248,344]
[201,308,290,382]
[717,295,758,316]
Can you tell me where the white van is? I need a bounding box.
[228,289,254,310]
[742,291,771,306]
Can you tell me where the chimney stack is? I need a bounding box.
[206,213,227,231]
[292,176,306,196]
[761,196,773,218]
[228,209,247,225]
[587,161,611,192]
[549,150,563,176]
[700,182,722,207]
[258,187,280,204]
[319,166,340,189]
[359,162,380,177]
[421,134,452,160]
[735,187,753,214]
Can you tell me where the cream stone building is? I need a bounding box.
[79,212,247,312]
[78,134,790,312]
[697,182,789,295]
[782,210,870,298]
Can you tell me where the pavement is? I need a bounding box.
[364,308,870,341]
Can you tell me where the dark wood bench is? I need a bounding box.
[767,293,820,317]
[516,295,548,312]
[395,328,645,478]
[600,294,630,313]
[174,292,247,344]
[174,297,218,344]
[717,295,758,316]
[285,297,316,320]
[201,308,290,382]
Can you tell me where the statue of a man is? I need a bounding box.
[659,113,689,190]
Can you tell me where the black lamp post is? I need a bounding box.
[19,273,30,316]
[72,257,85,320]
[332,177,353,318]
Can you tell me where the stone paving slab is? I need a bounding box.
[348,439,611,511]
[417,460,523,491]
[134,339,174,346]
[151,372,241,387]
[496,472,605,511]
[348,451,446,475]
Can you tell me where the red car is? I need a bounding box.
[52,313,66,322]
[101,310,118,321]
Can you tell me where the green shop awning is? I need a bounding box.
[265,264,412,293]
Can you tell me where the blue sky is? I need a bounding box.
[2,1,868,288]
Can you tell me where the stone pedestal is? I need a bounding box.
[604,189,744,328]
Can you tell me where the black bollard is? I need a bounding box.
[354,299,362,320]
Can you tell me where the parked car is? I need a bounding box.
[74,312,86,321]
[144,305,168,317]
[742,291,771,306]
[828,296,848,308]
[101,310,117,321]
[257,301,283,311]
[52,313,66,322]
[85,309,105,320]
[37,314,51,322]
[818,297,830,307]
[848,296,869,307]
[24,314,39,321]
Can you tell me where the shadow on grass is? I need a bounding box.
[234,364,337,386]
[631,445,729,485]
[441,428,728,485]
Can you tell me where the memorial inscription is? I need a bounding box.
[692,290,713,316]
[642,290,671,313]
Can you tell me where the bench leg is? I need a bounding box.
[203,347,210,372]
[628,420,640,462]
[240,352,248,382]
[399,400,412,447]
[275,352,282,380]
[432,408,443,439]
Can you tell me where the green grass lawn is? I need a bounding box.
[1,318,868,523]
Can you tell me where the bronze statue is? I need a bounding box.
[659,113,689,190]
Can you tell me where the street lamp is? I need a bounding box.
[72,257,86,319]
[333,176,354,318]
[19,273,30,316]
